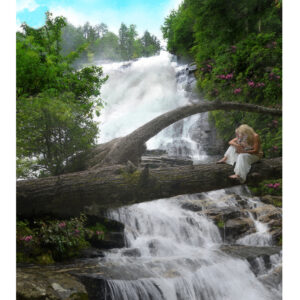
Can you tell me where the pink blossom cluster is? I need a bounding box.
[201,64,212,73]
[96,231,104,235]
[20,235,33,242]
[233,88,242,94]
[58,222,66,228]
[266,41,277,48]
[269,73,280,80]
[248,81,265,88]
[248,81,255,87]
[231,45,237,52]
[265,183,280,189]
[217,73,233,80]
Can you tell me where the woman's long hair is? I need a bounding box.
[236,124,256,145]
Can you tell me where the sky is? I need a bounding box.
[16,0,183,40]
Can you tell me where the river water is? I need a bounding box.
[92,52,282,300]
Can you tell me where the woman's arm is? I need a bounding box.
[229,137,240,148]
[237,134,260,155]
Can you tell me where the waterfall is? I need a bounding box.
[97,51,212,163]
[92,52,281,300]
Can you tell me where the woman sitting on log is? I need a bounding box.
[217,124,263,183]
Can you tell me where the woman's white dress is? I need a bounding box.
[224,145,260,182]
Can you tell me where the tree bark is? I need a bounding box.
[17,157,282,218]
[84,101,281,168]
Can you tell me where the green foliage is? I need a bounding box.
[17,12,107,177]
[249,178,282,197]
[16,214,108,263]
[162,0,282,156]
[217,220,225,229]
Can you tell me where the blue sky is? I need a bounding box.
[16,0,183,40]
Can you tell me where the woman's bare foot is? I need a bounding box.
[229,174,240,179]
[216,157,227,164]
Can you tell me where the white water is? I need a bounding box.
[93,52,281,299]
[237,211,272,247]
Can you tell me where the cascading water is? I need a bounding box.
[91,52,281,299]
[96,51,212,163]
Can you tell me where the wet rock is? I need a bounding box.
[79,248,105,259]
[181,202,203,212]
[204,207,246,222]
[121,248,141,257]
[250,205,282,245]
[224,217,255,242]
[148,239,160,256]
[187,63,197,74]
[73,274,112,300]
[221,244,282,275]
[260,195,282,207]
[89,232,125,250]
[259,265,282,291]
[17,267,88,300]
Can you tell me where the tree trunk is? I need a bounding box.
[83,101,281,168]
[17,157,282,218]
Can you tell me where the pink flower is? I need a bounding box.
[74,229,80,234]
[96,231,104,235]
[226,73,233,79]
[231,45,237,50]
[276,75,280,79]
[248,81,255,87]
[207,64,212,68]
[234,88,242,94]
[267,183,274,188]
[23,236,33,242]
[201,68,205,71]
[58,222,66,228]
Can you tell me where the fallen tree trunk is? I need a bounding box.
[17,157,282,218]
[85,101,281,168]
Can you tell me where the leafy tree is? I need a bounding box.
[17,12,107,177]
[140,31,161,57]
[162,0,282,158]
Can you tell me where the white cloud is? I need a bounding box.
[16,0,39,12]
[49,6,159,38]
[163,0,183,17]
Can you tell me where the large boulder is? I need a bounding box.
[17,267,88,300]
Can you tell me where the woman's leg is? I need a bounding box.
[219,145,239,166]
[232,153,260,182]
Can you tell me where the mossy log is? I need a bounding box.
[17,157,282,218]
